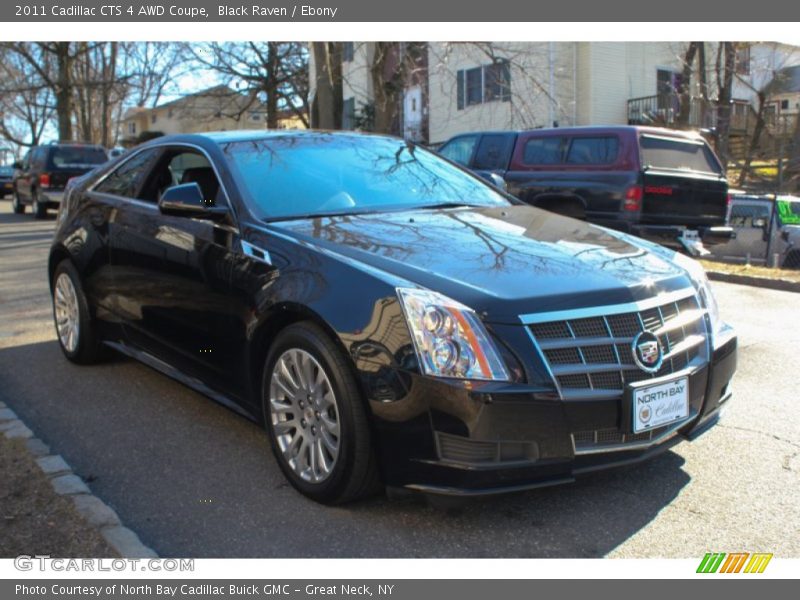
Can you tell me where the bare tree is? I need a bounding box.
[0,45,55,148]
[714,42,737,167]
[187,42,309,128]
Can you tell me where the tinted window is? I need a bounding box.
[223,135,509,221]
[729,203,770,228]
[50,147,108,168]
[439,135,478,166]
[95,149,159,199]
[566,136,619,165]
[522,137,563,165]
[473,135,513,171]
[640,135,722,174]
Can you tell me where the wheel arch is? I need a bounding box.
[246,302,366,418]
[48,245,73,291]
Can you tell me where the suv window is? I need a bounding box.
[95,149,160,199]
[473,134,513,171]
[50,146,108,169]
[439,135,478,167]
[522,137,563,165]
[565,136,619,165]
[730,203,771,228]
[640,135,722,174]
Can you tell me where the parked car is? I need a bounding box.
[0,165,14,198]
[437,126,733,255]
[708,193,800,269]
[49,131,737,504]
[12,142,109,218]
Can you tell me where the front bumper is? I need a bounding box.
[367,327,737,496]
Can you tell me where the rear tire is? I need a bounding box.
[52,260,104,364]
[32,189,47,219]
[262,322,380,504]
[11,190,25,214]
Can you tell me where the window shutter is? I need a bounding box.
[457,70,465,111]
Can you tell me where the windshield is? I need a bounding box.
[222,134,510,220]
[50,147,108,168]
[640,135,722,174]
[777,197,800,226]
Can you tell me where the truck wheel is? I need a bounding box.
[11,190,25,214]
[32,189,47,219]
[783,250,800,270]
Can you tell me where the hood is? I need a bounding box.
[268,205,691,323]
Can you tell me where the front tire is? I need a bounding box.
[262,322,380,504]
[52,260,103,364]
[11,189,25,214]
[32,189,47,219]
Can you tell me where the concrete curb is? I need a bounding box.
[706,270,800,293]
[0,404,158,558]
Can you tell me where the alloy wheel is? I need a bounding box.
[54,273,80,353]
[269,348,341,483]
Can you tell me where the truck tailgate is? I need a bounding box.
[641,170,728,227]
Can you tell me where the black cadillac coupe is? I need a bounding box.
[49,131,737,504]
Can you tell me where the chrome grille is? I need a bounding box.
[526,290,708,400]
[572,425,672,452]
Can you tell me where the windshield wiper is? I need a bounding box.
[414,202,477,210]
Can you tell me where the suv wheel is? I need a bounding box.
[262,322,380,504]
[11,189,25,214]
[32,189,47,219]
[52,260,103,364]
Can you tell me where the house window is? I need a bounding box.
[342,97,355,130]
[780,99,790,110]
[456,60,511,110]
[736,45,751,75]
[128,122,136,135]
[251,112,261,121]
[342,42,354,63]
[151,113,157,124]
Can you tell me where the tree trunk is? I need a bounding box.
[715,42,736,168]
[370,42,402,135]
[54,42,73,141]
[310,42,342,129]
[266,42,279,129]
[738,89,767,187]
[677,42,699,127]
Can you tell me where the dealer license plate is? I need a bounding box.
[632,376,689,433]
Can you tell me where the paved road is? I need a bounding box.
[1,200,797,558]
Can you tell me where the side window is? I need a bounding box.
[473,135,514,171]
[140,148,223,207]
[438,135,478,167]
[522,137,563,165]
[32,148,48,169]
[565,136,619,165]
[729,203,770,228]
[95,149,159,199]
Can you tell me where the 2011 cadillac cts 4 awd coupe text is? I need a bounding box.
[49,131,737,504]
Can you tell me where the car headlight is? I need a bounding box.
[397,288,510,381]
[673,253,722,339]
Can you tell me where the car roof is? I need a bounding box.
[446,125,708,140]
[143,129,400,147]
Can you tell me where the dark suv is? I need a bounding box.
[438,126,733,254]
[12,142,108,218]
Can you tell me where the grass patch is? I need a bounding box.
[700,259,800,284]
[0,435,118,558]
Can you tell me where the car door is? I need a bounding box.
[713,200,772,264]
[102,145,247,401]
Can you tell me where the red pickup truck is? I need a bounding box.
[437,125,733,254]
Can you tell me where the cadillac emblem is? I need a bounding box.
[631,331,663,374]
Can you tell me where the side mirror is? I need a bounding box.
[485,172,508,192]
[158,183,227,220]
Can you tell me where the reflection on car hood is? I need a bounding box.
[269,205,691,322]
